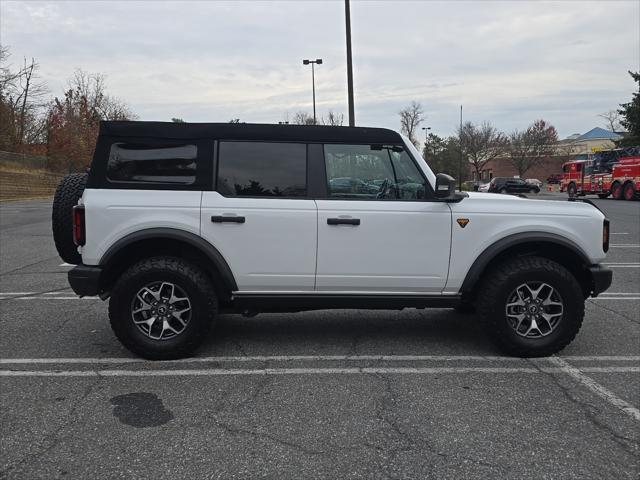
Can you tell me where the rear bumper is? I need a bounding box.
[588,265,613,297]
[68,265,102,297]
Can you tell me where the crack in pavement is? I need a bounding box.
[0,374,104,477]
[367,372,502,477]
[526,359,639,456]
[587,299,640,326]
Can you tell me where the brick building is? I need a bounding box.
[470,127,623,182]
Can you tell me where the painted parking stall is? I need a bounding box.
[0,195,638,479]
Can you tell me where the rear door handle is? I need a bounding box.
[327,218,360,226]
[211,215,245,223]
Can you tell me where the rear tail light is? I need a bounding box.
[73,205,85,246]
[602,219,609,253]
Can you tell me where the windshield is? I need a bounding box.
[400,134,436,188]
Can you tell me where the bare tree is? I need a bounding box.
[322,110,344,126]
[458,121,508,181]
[292,111,315,125]
[507,119,559,178]
[171,117,185,123]
[399,101,424,146]
[0,48,48,150]
[68,70,134,121]
[598,110,622,132]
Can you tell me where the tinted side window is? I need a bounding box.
[324,144,426,200]
[107,142,197,185]
[217,142,307,197]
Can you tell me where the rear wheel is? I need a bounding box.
[109,257,217,359]
[52,173,87,264]
[476,256,584,357]
[623,182,637,201]
[611,182,623,200]
[499,188,507,194]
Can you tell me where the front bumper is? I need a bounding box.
[68,265,102,297]
[588,265,613,297]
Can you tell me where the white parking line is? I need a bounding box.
[592,297,640,300]
[549,357,640,421]
[610,233,629,235]
[598,292,640,295]
[609,244,640,248]
[1,355,638,364]
[59,263,75,267]
[0,366,638,378]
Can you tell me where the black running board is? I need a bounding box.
[229,293,461,314]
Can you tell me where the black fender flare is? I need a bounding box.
[460,232,591,294]
[99,228,238,291]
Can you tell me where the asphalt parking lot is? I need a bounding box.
[0,192,638,479]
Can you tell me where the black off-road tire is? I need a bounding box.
[52,173,87,264]
[109,257,217,360]
[455,300,476,314]
[476,256,584,357]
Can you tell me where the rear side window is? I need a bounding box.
[217,142,307,197]
[107,142,197,185]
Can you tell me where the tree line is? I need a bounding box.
[0,46,135,172]
[398,101,558,180]
[398,70,639,180]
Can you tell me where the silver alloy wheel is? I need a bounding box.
[505,282,563,338]
[131,281,192,340]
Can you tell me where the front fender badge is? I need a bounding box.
[457,218,470,228]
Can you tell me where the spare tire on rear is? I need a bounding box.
[52,173,87,265]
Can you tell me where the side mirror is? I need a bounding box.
[434,173,466,202]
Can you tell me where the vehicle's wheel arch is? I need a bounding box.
[99,228,237,301]
[460,232,592,299]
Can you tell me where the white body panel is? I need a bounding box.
[315,200,452,293]
[201,192,317,291]
[444,192,607,293]
[80,189,202,265]
[79,133,608,298]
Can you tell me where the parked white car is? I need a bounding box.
[51,121,612,360]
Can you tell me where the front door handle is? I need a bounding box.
[211,215,245,223]
[327,218,360,226]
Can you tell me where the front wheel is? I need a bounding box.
[567,183,577,198]
[109,257,217,359]
[476,256,584,357]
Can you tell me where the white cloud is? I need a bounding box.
[1,0,638,137]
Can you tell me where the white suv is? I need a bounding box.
[52,121,612,359]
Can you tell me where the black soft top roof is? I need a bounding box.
[99,121,403,144]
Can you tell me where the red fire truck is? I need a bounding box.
[561,147,640,200]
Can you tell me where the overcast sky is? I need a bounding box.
[1,0,638,138]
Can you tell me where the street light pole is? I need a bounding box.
[303,58,323,125]
[421,126,431,159]
[458,105,463,190]
[345,0,355,126]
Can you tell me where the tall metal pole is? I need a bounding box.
[458,105,463,190]
[345,0,355,126]
[311,62,316,124]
